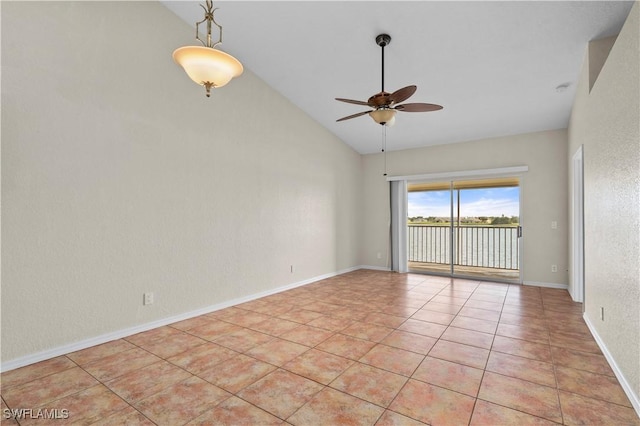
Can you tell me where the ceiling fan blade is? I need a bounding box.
[395,103,443,112]
[336,110,371,122]
[389,85,417,104]
[335,98,371,106]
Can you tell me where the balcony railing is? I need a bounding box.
[408,225,519,270]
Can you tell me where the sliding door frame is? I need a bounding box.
[388,166,528,283]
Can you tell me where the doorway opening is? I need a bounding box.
[407,177,521,282]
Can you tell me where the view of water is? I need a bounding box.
[408,225,519,270]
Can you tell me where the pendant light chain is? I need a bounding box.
[382,124,388,176]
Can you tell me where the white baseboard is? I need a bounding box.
[523,280,568,290]
[358,265,392,272]
[1,266,361,373]
[583,314,640,417]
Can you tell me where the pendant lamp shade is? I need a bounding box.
[173,46,243,92]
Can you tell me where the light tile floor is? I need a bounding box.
[2,270,639,425]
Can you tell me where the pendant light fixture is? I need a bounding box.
[172,0,243,97]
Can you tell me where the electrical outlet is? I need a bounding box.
[551,221,558,229]
[551,264,558,273]
[144,292,154,306]
[600,307,605,321]
[377,252,382,259]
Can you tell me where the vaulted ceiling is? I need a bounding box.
[162,1,634,154]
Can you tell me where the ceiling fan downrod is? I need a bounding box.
[376,34,391,93]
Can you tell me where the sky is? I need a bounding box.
[408,187,520,218]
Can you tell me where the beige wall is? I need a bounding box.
[1,2,361,363]
[568,1,639,403]
[361,130,569,286]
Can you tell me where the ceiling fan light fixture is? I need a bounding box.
[370,108,397,126]
[172,0,243,97]
[385,115,396,127]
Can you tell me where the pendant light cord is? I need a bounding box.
[382,124,387,176]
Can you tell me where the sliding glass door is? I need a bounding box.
[408,177,521,282]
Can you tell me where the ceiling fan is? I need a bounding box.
[336,34,443,126]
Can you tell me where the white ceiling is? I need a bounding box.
[162,1,634,154]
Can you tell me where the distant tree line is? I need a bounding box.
[489,215,519,225]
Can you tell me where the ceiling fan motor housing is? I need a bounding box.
[368,92,393,107]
